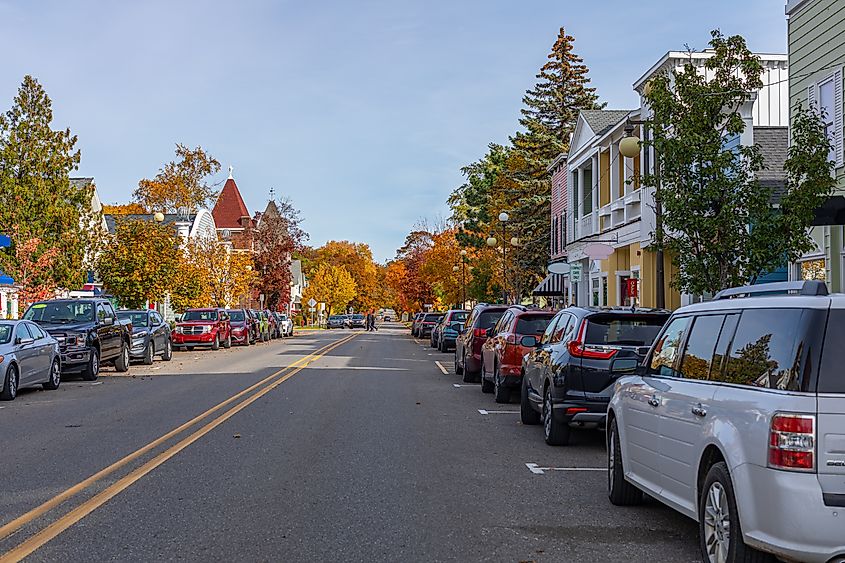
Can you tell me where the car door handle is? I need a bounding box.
[647,395,660,408]
[691,404,707,417]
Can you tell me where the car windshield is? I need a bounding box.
[24,302,94,324]
[0,323,12,344]
[183,310,218,322]
[278,315,287,320]
[329,316,343,321]
[449,312,468,322]
[117,311,148,327]
[515,315,554,335]
[353,315,365,320]
[585,314,669,346]
[228,310,245,322]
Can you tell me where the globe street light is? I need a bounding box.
[153,212,165,223]
[486,237,497,247]
[452,265,459,272]
[498,212,510,303]
[458,249,468,307]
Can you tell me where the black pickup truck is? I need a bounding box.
[23,298,132,380]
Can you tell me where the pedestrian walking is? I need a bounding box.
[366,311,375,331]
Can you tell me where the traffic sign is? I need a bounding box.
[569,263,582,283]
[307,298,317,308]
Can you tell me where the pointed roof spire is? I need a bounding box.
[228,165,234,179]
[269,186,275,201]
[212,174,252,229]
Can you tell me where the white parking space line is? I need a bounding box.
[478,409,519,415]
[525,462,607,475]
[435,361,449,374]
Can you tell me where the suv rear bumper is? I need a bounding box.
[733,463,845,563]
[550,399,607,429]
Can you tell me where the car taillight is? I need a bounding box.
[566,321,617,360]
[473,328,487,338]
[768,413,815,472]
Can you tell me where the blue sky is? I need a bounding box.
[0,0,787,262]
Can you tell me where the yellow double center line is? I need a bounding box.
[0,332,357,562]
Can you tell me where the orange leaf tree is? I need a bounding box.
[133,144,220,213]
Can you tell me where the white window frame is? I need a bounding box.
[809,68,844,169]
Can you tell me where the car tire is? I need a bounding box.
[223,334,232,349]
[161,338,173,361]
[1,364,18,401]
[454,348,463,375]
[480,362,493,393]
[699,462,773,563]
[543,385,570,446]
[82,348,100,381]
[520,374,540,425]
[607,418,643,506]
[42,358,61,390]
[115,342,130,373]
[493,365,511,404]
[142,341,154,365]
[211,334,220,350]
[461,352,475,383]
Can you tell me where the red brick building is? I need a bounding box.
[212,168,254,251]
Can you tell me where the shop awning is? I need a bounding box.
[533,273,566,296]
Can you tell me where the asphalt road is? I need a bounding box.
[0,323,700,562]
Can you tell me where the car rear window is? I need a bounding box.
[449,311,468,322]
[423,314,442,322]
[585,314,668,346]
[476,310,505,330]
[819,310,845,393]
[515,314,554,335]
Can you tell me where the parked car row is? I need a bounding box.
[415,281,845,563]
[1,298,294,400]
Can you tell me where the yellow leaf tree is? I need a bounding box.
[133,144,220,213]
[184,238,258,308]
[303,264,357,318]
[314,241,378,311]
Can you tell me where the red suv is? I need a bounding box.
[454,303,507,383]
[480,306,555,403]
[173,308,231,351]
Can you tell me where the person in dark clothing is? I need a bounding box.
[366,311,375,331]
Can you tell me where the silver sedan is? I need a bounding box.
[0,320,62,401]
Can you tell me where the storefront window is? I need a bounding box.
[801,259,825,281]
[591,277,600,306]
[601,277,608,307]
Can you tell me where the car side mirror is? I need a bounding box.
[16,336,34,346]
[610,358,639,376]
[520,335,538,348]
[103,316,114,326]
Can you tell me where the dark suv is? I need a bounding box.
[521,306,668,445]
[454,304,507,383]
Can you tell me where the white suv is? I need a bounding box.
[607,281,845,563]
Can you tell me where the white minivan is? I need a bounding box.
[607,281,845,563]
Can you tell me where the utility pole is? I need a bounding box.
[654,135,665,310]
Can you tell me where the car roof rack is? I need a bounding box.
[713,280,828,300]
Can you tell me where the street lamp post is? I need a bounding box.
[460,249,467,308]
[498,212,509,303]
[619,120,664,309]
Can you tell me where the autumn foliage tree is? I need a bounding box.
[133,144,220,213]
[302,264,357,317]
[95,219,181,309]
[313,241,378,311]
[2,227,60,310]
[186,237,257,308]
[254,198,308,310]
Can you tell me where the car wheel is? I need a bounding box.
[480,362,493,393]
[142,341,154,365]
[114,342,130,373]
[211,334,220,350]
[607,418,642,505]
[520,374,540,425]
[454,348,463,375]
[82,348,100,381]
[699,462,772,563]
[224,334,232,349]
[1,364,19,400]
[42,358,61,390]
[543,385,570,446]
[461,352,475,383]
[162,338,173,361]
[493,365,511,404]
